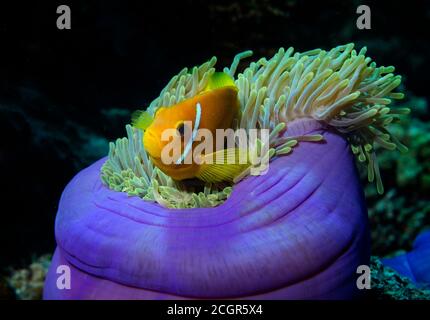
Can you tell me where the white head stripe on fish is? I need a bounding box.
[176,102,202,165]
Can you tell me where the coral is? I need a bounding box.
[7,254,51,300]
[370,256,430,300]
[0,278,15,299]
[369,188,430,257]
[101,43,407,208]
[367,95,430,256]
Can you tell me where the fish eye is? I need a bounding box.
[176,122,186,136]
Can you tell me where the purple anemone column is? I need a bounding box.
[44,119,370,299]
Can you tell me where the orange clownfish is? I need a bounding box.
[132,72,250,183]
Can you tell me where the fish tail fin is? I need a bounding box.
[131,110,153,131]
[195,148,250,183]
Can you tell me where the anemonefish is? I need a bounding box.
[132,72,250,183]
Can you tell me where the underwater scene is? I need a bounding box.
[1,0,430,302]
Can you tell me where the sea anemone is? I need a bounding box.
[100,43,407,208]
[44,43,408,299]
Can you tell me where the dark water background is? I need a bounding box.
[0,0,429,271]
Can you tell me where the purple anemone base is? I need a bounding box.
[44,120,370,299]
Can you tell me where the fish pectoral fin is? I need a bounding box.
[131,110,154,131]
[195,148,250,183]
[203,72,236,92]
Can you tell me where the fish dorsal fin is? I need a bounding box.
[131,110,154,131]
[195,148,250,183]
[204,72,236,92]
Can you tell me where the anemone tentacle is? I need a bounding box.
[234,44,408,194]
[101,43,409,208]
